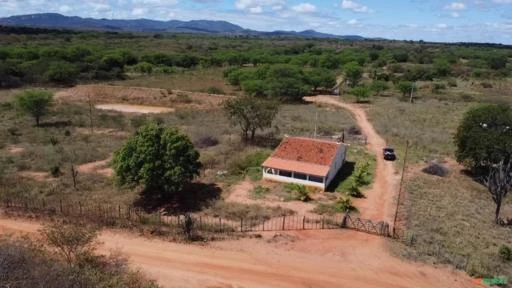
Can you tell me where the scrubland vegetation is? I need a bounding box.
[1,26,512,281]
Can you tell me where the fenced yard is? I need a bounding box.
[0,198,392,237]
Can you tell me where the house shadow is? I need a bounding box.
[325,161,356,192]
[133,182,221,214]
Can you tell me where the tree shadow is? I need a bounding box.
[133,182,222,214]
[38,120,72,128]
[325,161,355,193]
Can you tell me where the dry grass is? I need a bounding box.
[393,170,512,277]
[367,97,473,163]
[111,68,241,96]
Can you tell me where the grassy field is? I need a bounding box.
[112,68,241,96]
[364,91,512,277]
[0,86,357,213]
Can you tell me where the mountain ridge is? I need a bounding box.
[0,13,365,40]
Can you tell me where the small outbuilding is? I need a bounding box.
[262,137,347,190]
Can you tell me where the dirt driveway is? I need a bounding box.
[0,217,475,288]
[304,96,400,224]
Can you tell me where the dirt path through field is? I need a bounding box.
[304,96,400,224]
[0,217,475,288]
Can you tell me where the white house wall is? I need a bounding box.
[262,172,326,189]
[325,145,347,187]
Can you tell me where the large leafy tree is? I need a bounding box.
[349,85,371,102]
[112,124,201,198]
[14,90,53,126]
[455,104,512,171]
[343,62,363,88]
[223,96,279,142]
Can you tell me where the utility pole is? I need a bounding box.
[314,111,318,138]
[393,140,409,237]
[409,83,415,103]
[88,94,94,134]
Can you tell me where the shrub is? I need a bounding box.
[335,197,356,212]
[421,163,449,177]
[252,185,270,199]
[180,214,196,241]
[49,165,61,178]
[228,150,271,176]
[353,162,371,186]
[206,86,225,95]
[285,183,313,202]
[347,125,362,135]
[347,184,364,198]
[447,79,458,87]
[481,82,493,89]
[194,136,219,149]
[173,92,193,103]
[498,245,512,262]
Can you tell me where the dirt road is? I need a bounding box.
[0,217,475,288]
[304,96,400,224]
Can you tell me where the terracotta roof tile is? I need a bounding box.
[262,157,330,177]
[270,137,341,166]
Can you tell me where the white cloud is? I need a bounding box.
[58,5,72,13]
[341,0,370,13]
[131,7,147,16]
[347,18,358,25]
[451,11,460,17]
[437,23,448,29]
[235,0,284,11]
[444,2,466,10]
[249,6,263,13]
[292,3,316,13]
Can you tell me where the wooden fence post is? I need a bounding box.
[219,218,222,233]
[282,216,286,230]
[79,202,82,216]
[302,216,306,230]
[240,218,243,232]
[59,199,63,214]
[321,217,325,229]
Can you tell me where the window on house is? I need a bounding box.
[294,173,308,180]
[309,175,324,183]
[279,170,292,178]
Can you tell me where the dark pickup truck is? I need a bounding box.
[383,147,396,161]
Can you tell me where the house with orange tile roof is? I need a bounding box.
[262,136,347,190]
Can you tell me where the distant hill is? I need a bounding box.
[0,13,365,40]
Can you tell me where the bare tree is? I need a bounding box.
[484,161,512,224]
[70,164,78,190]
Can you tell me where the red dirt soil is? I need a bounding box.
[0,217,476,288]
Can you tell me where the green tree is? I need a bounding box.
[343,62,363,88]
[223,96,279,142]
[305,69,336,91]
[349,85,371,102]
[44,61,78,84]
[14,90,53,126]
[370,80,389,96]
[41,222,98,266]
[433,59,451,77]
[241,79,268,97]
[396,81,415,97]
[455,104,512,171]
[112,123,201,198]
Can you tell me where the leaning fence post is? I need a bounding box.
[341,213,348,228]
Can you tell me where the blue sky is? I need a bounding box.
[1,0,511,43]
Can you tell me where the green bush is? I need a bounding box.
[252,185,270,199]
[498,245,512,262]
[49,165,61,178]
[284,183,313,202]
[228,150,271,176]
[353,162,371,186]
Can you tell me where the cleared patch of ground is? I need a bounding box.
[76,158,113,177]
[95,104,174,114]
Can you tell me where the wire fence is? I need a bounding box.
[0,197,393,237]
